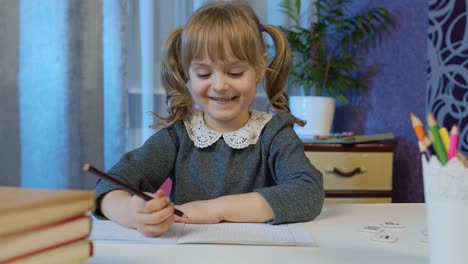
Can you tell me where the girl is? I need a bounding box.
[95,1,324,237]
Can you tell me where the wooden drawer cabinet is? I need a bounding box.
[304,142,394,204]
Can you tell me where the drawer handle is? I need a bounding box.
[325,166,367,177]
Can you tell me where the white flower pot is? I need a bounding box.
[289,96,335,139]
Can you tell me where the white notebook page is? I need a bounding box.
[90,219,183,244]
[177,222,315,246]
[90,219,315,246]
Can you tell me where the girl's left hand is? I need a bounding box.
[174,200,223,224]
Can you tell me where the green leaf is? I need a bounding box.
[278,0,393,102]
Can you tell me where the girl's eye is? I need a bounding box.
[196,73,211,79]
[229,72,244,77]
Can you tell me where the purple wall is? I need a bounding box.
[333,0,428,202]
[334,0,467,202]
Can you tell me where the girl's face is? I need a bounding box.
[188,56,263,133]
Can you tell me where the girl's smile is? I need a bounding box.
[209,96,237,103]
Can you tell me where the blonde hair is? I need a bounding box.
[154,1,305,128]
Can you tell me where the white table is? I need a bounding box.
[88,203,429,264]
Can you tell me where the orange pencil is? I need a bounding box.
[410,112,425,141]
[448,124,459,160]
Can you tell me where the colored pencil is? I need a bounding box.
[448,124,459,160]
[457,153,468,167]
[423,136,435,157]
[83,163,185,217]
[410,112,425,142]
[426,113,448,165]
[418,140,430,161]
[438,127,450,152]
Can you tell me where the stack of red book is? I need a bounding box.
[0,186,95,264]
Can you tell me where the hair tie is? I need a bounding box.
[259,24,265,32]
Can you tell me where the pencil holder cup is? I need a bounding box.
[422,156,468,264]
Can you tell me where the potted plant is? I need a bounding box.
[279,0,393,137]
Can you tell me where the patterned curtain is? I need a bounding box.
[427,0,467,154]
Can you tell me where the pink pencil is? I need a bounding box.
[448,125,459,160]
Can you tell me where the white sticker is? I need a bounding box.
[359,225,384,233]
[371,234,398,243]
[381,221,405,228]
[421,228,428,236]
[420,236,428,243]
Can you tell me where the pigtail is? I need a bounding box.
[263,24,305,127]
[152,27,193,128]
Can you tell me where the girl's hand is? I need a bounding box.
[174,200,223,224]
[128,189,175,237]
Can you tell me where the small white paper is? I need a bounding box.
[381,221,405,228]
[371,234,398,243]
[359,225,384,233]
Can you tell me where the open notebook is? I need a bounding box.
[90,219,316,247]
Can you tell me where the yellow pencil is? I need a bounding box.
[438,127,450,152]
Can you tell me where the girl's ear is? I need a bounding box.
[257,52,268,82]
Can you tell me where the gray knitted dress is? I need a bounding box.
[95,110,324,224]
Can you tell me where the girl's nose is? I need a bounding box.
[212,73,228,91]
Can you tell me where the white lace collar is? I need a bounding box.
[184,110,272,149]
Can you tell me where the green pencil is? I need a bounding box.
[426,113,448,165]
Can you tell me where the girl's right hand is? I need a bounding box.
[128,189,175,237]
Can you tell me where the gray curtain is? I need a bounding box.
[0,0,127,190]
[0,0,298,190]
[0,0,20,187]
